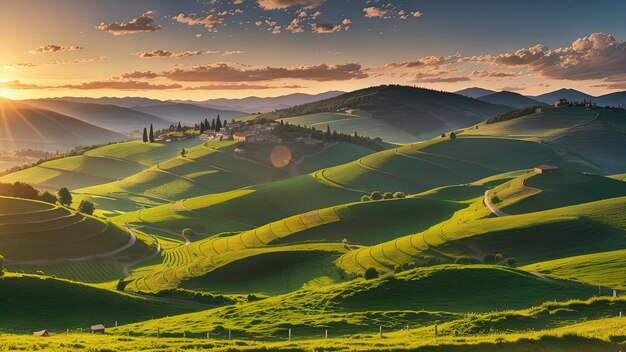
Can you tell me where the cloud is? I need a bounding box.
[286,18,305,33]
[412,11,423,17]
[183,83,305,90]
[257,0,324,10]
[470,70,519,78]
[96,11,161,35]
[223,50,245,56]
[28,45,83,54]
[134,49,218,58]
[499,86,526,91]
[412,72,470,83]
[1,79,181,90]
[476,32,626,81]
[363,6,389,18]
[0,57,106,69]
[311,20,350,34]
[119,71,159,79]
[160,62,367,82]
[174,13,225,31]
[385,55,458,69]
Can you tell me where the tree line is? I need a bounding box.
[0,181,95,215]
[273,121,385,151]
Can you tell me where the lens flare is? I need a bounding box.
[270,145,291,168]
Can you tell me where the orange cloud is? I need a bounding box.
[96,11,161,35]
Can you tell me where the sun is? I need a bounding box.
[0,88,8,98]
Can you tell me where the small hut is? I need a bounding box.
[534,164,560,174]
[32,329,49,337]
[90,324,106,334]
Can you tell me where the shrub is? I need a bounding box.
[77,200,95,215]
[57,187,73,207]
[370,191,383,200]
[449,131,457,139]
[483,254,496,264]
[454,256,479,264]
[360,195,371,202]
[41,191,58,204]
[441,133,446,138]
[503,257,517,267]
[494,253,504,262]
[182,228,194,238]
[393,192,406,199]
[364,267,379,280]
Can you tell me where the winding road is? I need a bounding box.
[483,190,508,217]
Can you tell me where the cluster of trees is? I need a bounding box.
[199,116,226,133]
[485,106,542,124]
[360,191,406,202]
[483,253,516,267]
[0,182,95,215]
[142,124,155,143]
[274,122,385,151]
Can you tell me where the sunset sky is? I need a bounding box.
[2,0,626,100]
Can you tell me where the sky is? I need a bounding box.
[1,0,626,100]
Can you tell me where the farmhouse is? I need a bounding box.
[90,324,106,334]
[534,164,560,174]
[554,98,569,107]
[233,132,247,142]
[32,329,49,336]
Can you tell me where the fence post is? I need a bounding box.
[379,326,383,338]
[288,328,292,342]
[325,329,328,339]
[228,328,231,340]
[156,327,159,338]
[115,321,118,327]
[207,332,210,339]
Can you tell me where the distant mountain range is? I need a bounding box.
[456,87,626,107]
[174,91,345,113]
[259,85,511,140]
[0,99,125,151]
[130,103,245,125]
[478,91,546,109]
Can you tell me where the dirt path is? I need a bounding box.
[483,190,508,217]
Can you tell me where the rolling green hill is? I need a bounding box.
[488,170,626,214]
[465,106,626,173]
[118,265,597,339]
[258,85,511,142]
[0,139,204,192]
[0,273,203,332]
[113,136,585,237]
[477,91,545,108]
[340,196,626,276]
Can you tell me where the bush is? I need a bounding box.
[360,195,371,202]
[382,192,393,199]
[502,257,517,267]
[449,131,457,139]
[441,133,446,138]
[77,200,95,215]
[364,267,379,280]
[393,192,406,199]
[41,191,58,204]
[370,191,383,200]
[454,256,480,264]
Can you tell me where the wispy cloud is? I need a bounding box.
[28,44,83,54]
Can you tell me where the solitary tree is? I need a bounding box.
[182,228,193,239]
[149,124,155,143]
[180,148,187,157]
[41,191,58,204]
[441,133,446,138]
[364,267,379,280]
[78,200,95,215]
[142,127,148,142]
[57,187,72,207]
[449,131,457,139]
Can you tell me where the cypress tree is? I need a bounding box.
[223,119,227,127]
[142,127,148,142]
[149,124,155,143]
[216,115,222,131]
[176,122,182,132]
[200,121,205,133]
[326,124,332,141]
[211,119,216,130]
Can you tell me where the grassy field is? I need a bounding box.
[282,111,419,144]
[0,139,203,192]
[0,273,204,332]
[488,169,626,214]
[340,196,626,276]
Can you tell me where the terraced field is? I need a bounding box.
[0,139,203,192]
[340,196,626,276]
[0,196,155,282]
